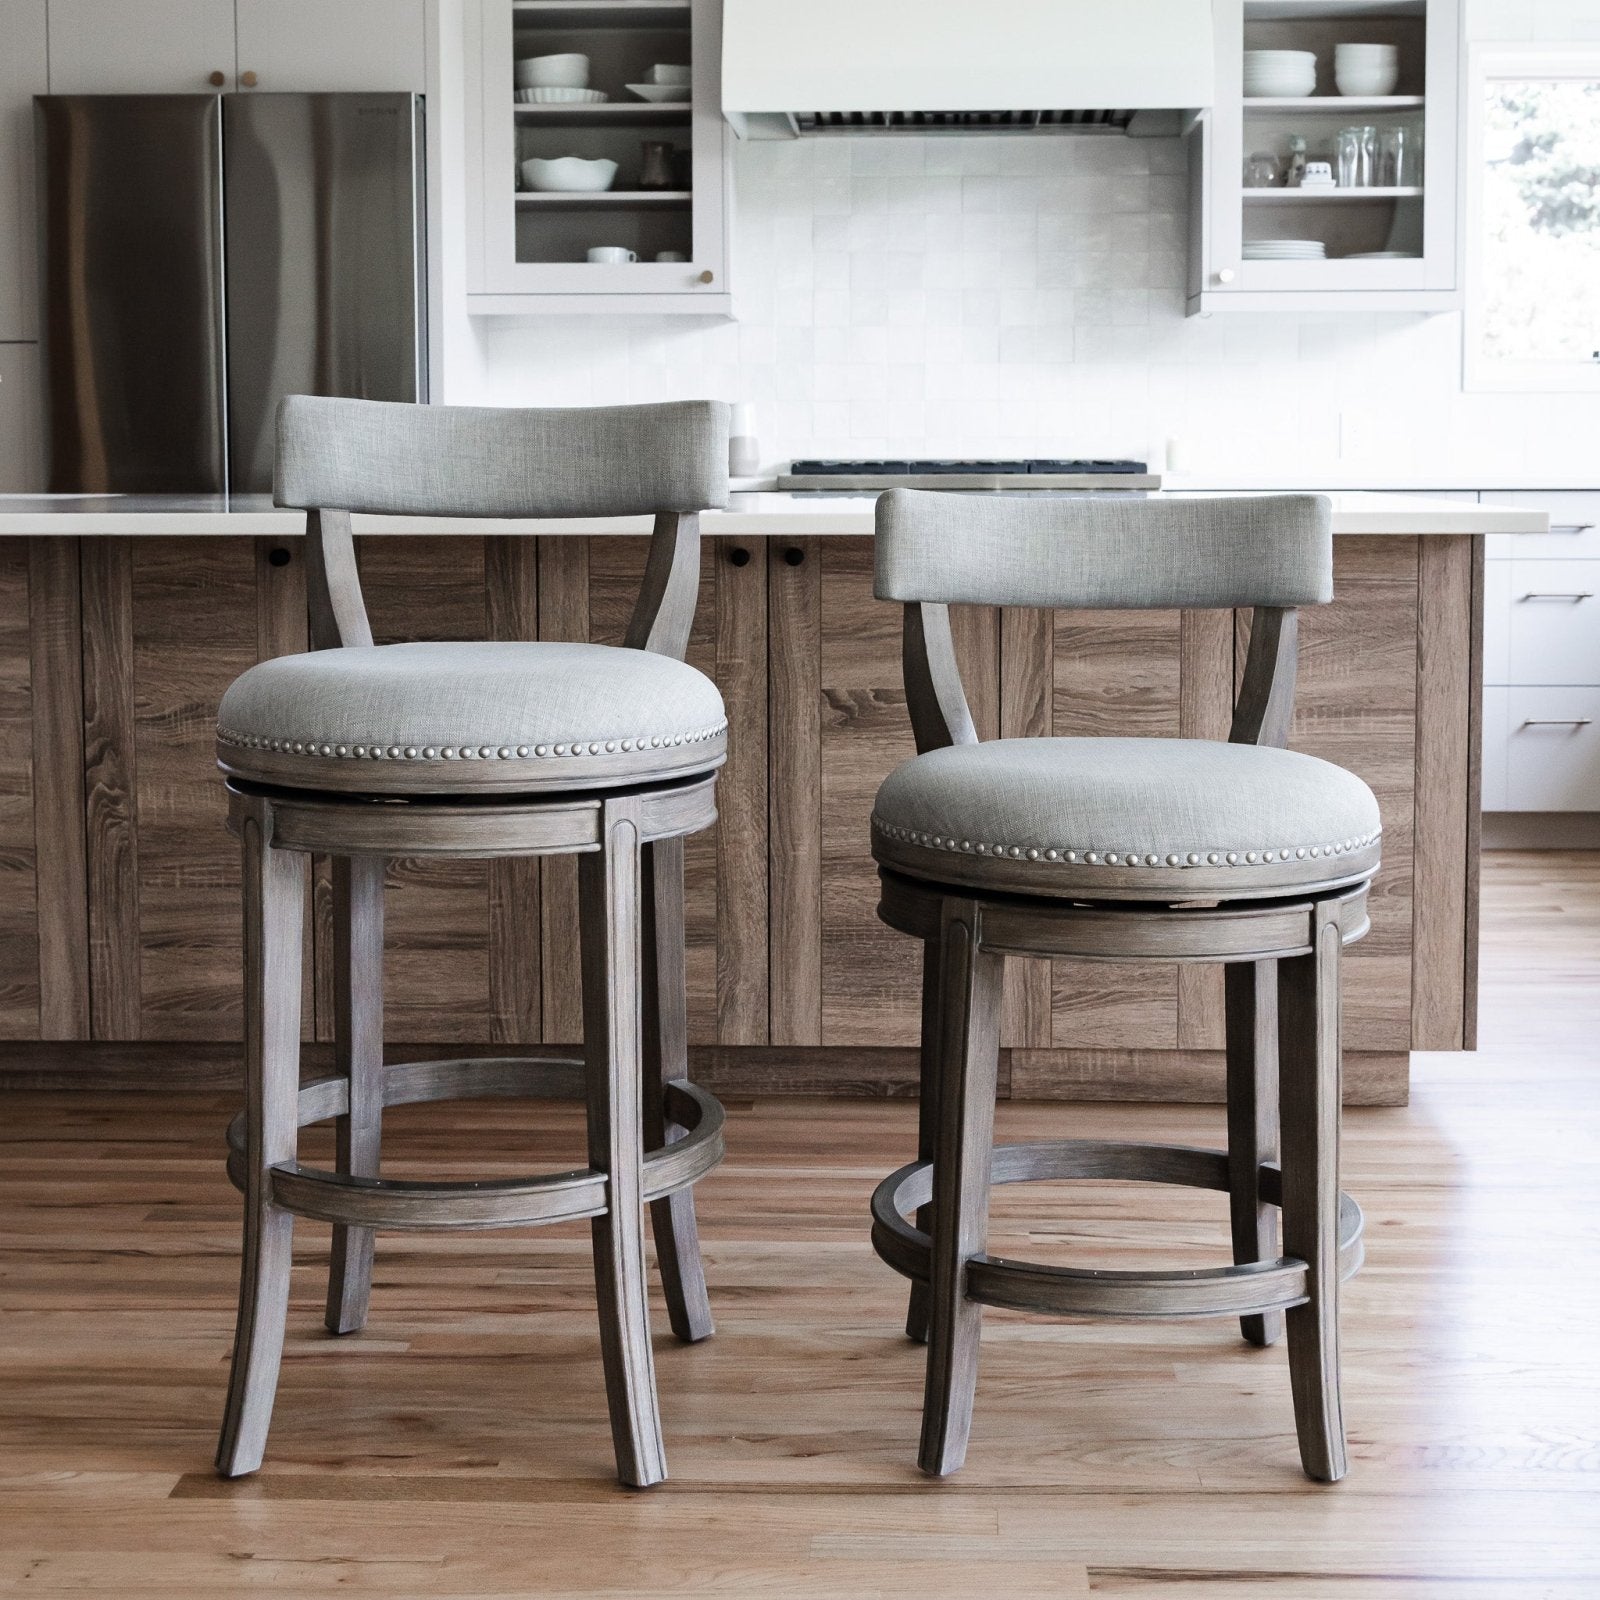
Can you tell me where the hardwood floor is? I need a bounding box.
[1,851,1596,1597]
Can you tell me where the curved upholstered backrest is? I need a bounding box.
[874,489,1333,610]
[275,396,730,518]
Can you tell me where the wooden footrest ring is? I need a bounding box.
[225,1056,725,1232]
[870,1139,1362,1321]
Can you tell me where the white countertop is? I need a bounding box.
[0,490,1550,537]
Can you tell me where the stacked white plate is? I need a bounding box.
[515,86,609,104]
[1243,239,1327,260]
[1243,48,1317,98]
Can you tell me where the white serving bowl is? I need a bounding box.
[1335,64,1400,95]
[520,155,618,193]
[648,63,691,86]
[515,86,608,104]
[514,52,590,89]
[625,82,683,103]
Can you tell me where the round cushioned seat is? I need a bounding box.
[217,640,726,793]
[871,737,1380,902]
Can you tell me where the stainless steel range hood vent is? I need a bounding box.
[792,109,1139,135]
[723,0,1214,140]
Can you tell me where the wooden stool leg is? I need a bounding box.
[581,800,666,1489]
[641,837,713,1344]
[919,899,1003,1478]
[1279,900,1348,1483]
[216,811,304,1478]
[1226,959,1285,1348]
[325,855,385,1335]
[906,937,942,1345]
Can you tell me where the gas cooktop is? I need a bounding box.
[778,458,1160,491]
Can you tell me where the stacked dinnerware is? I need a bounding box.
[1243,239,1327,261]
[1334,43,1399,96]
[1244,49,1317,98]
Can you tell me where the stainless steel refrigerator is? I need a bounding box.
[36,92,427,495]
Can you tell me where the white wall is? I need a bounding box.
[466,0,1600,488]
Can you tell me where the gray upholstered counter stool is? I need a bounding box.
[865,489,1379,1482]
[212,396,730,1489]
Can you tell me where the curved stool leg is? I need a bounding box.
[906,937,942,1345]
[325,855,385,1335]
[1279,899,1348,1483]
[1226,959,1285,1348]
[581,799,666,1488]
[641,838,713,1344]
[919,899,1004,1478]
[217,811,304,1478]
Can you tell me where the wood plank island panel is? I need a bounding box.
[0,526,1482,1106]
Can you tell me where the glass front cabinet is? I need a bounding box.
[468,0,731,313]
[1188,0,1460,314]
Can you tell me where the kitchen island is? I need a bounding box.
[0,492,1546,1104]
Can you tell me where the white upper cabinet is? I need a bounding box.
[466,0,731,315]
[234,0,426,92]
[0,0,47,340]
[47,0,238,94]
[1188,0,1461,315]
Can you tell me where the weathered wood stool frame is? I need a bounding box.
[213,399,729,1489]
[864,492,1379,1482]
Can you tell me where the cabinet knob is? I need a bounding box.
[697,269,714,284]
[240,70,259,88]
[208,70,226,87]
[1216,267,1236,285]
[727,546,750,567]
[782,546,805,567]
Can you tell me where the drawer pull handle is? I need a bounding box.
[1520,718,1593,727]
[1519,591,1593,601]
[1550,524,1595,534]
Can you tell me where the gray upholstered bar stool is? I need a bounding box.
[212,396,730,1489]
[866,489,1380,1482]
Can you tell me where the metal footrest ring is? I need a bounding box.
[225,1055,724,1232]
[870,1139,1362,1321]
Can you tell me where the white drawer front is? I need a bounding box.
[1504,689,1600,811]
[1506,561,1600,686]
[1483,559,1511,685]
[1482,687,1509,810]
[1480,491,1600,559]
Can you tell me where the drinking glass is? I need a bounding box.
[1245,150,1281,187]
[1380,126,1416,187]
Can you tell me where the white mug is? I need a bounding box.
[587,246,637,264]
[654,250,687,262]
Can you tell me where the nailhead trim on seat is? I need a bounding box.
[872,816,1381,868]
[217,720,727,762]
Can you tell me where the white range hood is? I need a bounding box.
[721,0,1215,138]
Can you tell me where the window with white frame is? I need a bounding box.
[1465,46,1600,391]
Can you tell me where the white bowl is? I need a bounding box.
[515,86,609,104]
[1335,64,1400,95]
[514,52,589,89]
[520,155,618,193]
[648,63,691,86]
[625,82,684,103]
[1245,49,1316,64]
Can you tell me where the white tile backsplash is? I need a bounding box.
[473,112,1600,486]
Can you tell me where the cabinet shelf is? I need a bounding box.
[1243,185,1423,200]
[513,0,689,26]
[513,188,691,207]
[1243,94,1424,112]
[512,100,691,125]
